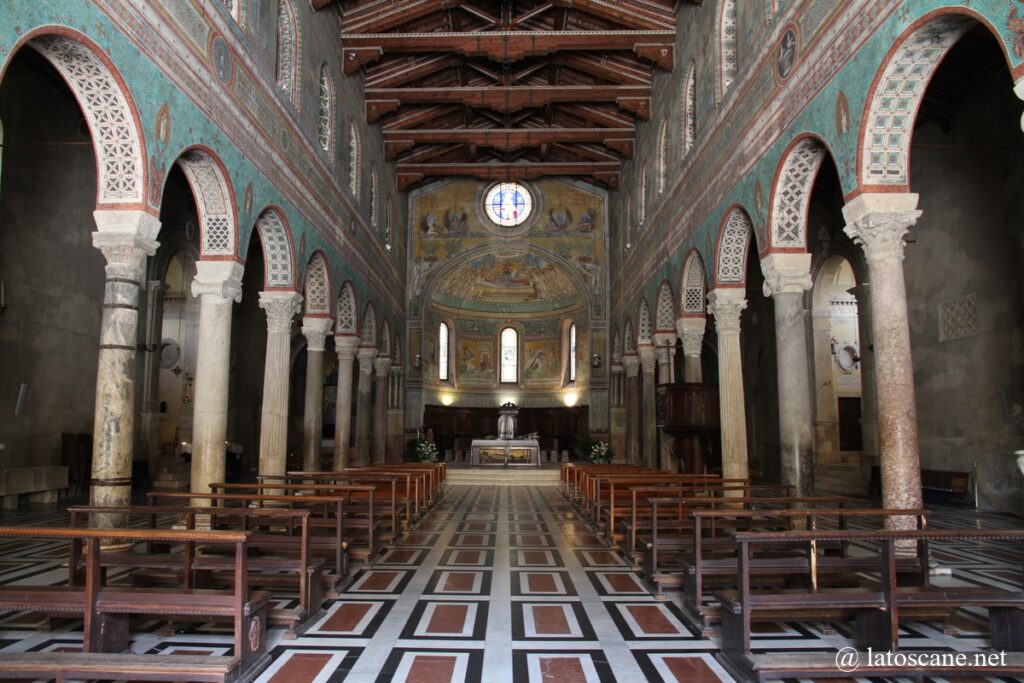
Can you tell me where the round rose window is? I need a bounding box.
[483,182,533,227]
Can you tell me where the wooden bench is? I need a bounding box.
[148,491,350,579]
[0,526,270,683]
[716,528,1024,683]
[68,505,325,637]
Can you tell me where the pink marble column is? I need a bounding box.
[301,317,334,473]
[354,347,377,466]
[638,345,659,470]
[707,288,748,489]
[622,355,640,465]
[89,210,160,531]
[333,335,360,470]
[843,193,923,526]
[373,356,392,463]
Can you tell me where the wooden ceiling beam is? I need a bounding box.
[396,161,621,190]
[551,53,651,85]
[342,31,673,73]
[366,54,463,88]
[342,0,465,33]
[550,0,676,30]
[365,85,650,122]
[381,105,463,130]
[383,127,634,159]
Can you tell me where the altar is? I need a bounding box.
[470,439,541,467]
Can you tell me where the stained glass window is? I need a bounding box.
[500,327,518,383]
[484,182,532,227]
[569,323,577,382]
[439,322,449,381]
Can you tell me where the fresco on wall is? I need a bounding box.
[458,338,494,381]
[523,339,559,381]
[433,252,579,312]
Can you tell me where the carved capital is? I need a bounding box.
[842,192,921,265]
[302,316,334,352]
[259,291,302,333]
[621,354,640,377]
[192,260,245,303]
[92,210,161,281]
[637,346,657,373]
[335,334,360,360]
[374,357,392,377]
[357,346,378,373]
[676,316,706,356]
[706,288,747,334]
[760,252,812,297]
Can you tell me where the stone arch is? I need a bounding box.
[336,280,359,335]
[379,318,392,357]
[252,206,297,290]
[176,147,238,259]
[857,10,989,192]
[12,31,148,209]
[680,248,707,316]
[360,301,378,348]
[714,205,755,286]
[682,61,696,156]
[768,135,828,252]
[637,298,653,345]
[717,0,738,99]
[623,317,637,355]
[655,280,675,333]
[304,250,332,316]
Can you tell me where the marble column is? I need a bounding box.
[89,211,160,531]
[256,291,302,487]
[301,317,334,473]
[609,363,626,462]
[843,193,923,524]
[707,287,748,488]
[622,355,640,465]
[373,356,392,463]
[189,261,243,507]
[386,365,405,463]
[354,347,377,465]
[849,283,880,471]
[140,280,168,483]
[333,336,360,469]
[677,316,706,383]
[637,345,658,470]
[762,253,815,497]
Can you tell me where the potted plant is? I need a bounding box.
[588,440,614,465]
[416,439,439,463]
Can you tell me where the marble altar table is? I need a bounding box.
[470,439,541,467]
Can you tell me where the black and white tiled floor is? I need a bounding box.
[0,487,1019,682]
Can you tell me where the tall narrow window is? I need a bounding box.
[568,323,577,382]
[657,120,668,195]
[318,65,333,155]
[276,0,300,106]
[370,165,379,229]
[683,63,696,156]
[349,121,361,199]
[500,328,518,383]
[638,169,647,229]
[718,0,738,97]
[439,322,449,381]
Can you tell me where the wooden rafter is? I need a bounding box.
[383,127,634,159]
[396,161,621,190]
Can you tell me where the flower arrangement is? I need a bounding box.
[588,440,614,465]
[416,440,439,463]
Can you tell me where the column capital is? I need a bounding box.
[302,316,334,352]
[637,346,657,373]
[357,346,378,373]
[653,331,677,348]
[621,355,640,376]
[374,356,392,377]
[92,210,160,270]
[760,252,812,297]
[610,363,624,375]
[842,192,921,264]
[192,260,244,303]
[335,334,360,359]
[677,316,706,355]
[259,290,302,333]
[93,209,161,240]
[707,288,747,334]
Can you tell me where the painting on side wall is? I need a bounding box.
[523,339,560,381]
[459,338,495,381]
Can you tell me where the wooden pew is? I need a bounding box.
[0,526,270,683]
[148,491,351,577]
[68,505,325,637]
[675,507,928,628]
[283,469,424,532]
[716,528,1024,683]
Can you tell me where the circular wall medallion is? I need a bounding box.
[484,182,533,227]
[210,35,233,84]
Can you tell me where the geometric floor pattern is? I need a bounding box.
[0,486,1019,681]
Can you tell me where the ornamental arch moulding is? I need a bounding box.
[858,11,988,192]
[623,317,637,355]
[680,248,707,316]
[360,301,378,348]
[655,280,675,333]
[714,205,755,287]
[304,250,333,317]
[337,280,359,335]
[176,147,238,259]
[13,30,149,210]
[252,206,297,290]
[637,298,653,346]
[768,135,828,252]
[379,319,392,357]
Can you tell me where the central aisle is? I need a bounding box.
[256,485,731,683]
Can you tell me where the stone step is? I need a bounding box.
[446,468,561,487]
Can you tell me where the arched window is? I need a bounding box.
[568,323,577,382]
[718,0,738,98]
[657,119,668,196]
[276,0,300,107]
[370,164,379,229]
[385,200,393,252]
[500,327,518,383]
[438,322,449,381]
[318,64,333,155]
[638,168,647,229]
[349,121,361,199]
[623,193,632,252]
[682,63,696,156]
